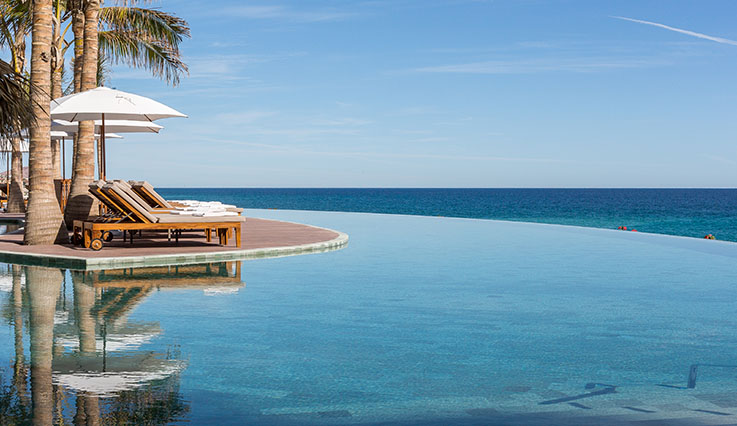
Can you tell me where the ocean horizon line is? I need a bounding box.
[157,187,737,190]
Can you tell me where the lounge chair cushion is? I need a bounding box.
[131,181,173,209]
[112,180,154,212]
[154,214,246,223]
[89,180,106,190]
[88,180,125,214]
[103,183,159,223]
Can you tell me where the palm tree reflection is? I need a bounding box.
[0,261,243,424]
[27,266,62,426]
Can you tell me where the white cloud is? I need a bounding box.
[221,5,355,23]
[195,135,559,163]
[412,57,663,74]
[216,111,276,123]
[613,16,737,47]
[185,53,305,80]
[311,118,372,126]
[700,154,737,165]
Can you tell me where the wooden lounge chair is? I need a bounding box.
[71,181,139,245]
[73,181,167,245]
[74,182,245,251]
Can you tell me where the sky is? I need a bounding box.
[37,1,737,186]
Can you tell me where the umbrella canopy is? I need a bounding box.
[50,130,69,140]
[52,119,163,134]
[0,131,118,144]
[49,87,185,180]
[50,86,187,122]
[98,133,123,139]
[49,131,121,140]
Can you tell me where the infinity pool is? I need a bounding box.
[2,210,737,425]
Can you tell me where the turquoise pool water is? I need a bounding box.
[2,210,737,425]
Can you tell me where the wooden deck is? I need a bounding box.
[0,215,348,270]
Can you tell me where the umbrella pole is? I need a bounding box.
[62,139,65,180]
[96,139,101,180]
[102,135,106,181]
[101,114,106,181]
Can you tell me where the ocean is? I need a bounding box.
[157,188,737,243]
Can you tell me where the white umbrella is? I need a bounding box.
[52,119,163,134]
[50,86,186,180]
[50,87,187,122]
[50,130,69,140]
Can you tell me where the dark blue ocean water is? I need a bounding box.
[157,188,737,242]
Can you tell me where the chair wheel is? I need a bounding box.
[90,238,104,251]
[71,233,83,246]
[102,231,113,242]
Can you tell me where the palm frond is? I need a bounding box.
[0,0,32,33]
[96,51,111,86]
[0,58,34,137]
[98,29,188,85]
[99,6,190,46]
[0,0,32,67]
[107,0,156,6]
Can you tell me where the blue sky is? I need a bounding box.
[97,1,737,186]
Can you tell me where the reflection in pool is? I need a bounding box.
[0,262,241,425]
[2,209,737,425]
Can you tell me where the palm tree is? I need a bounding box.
[0,59,32,134]
[70,0,83,92]
[63,0,99,225]
[5,127,26,213]
[0,0,31,213]
[23,0,66,244]
[64,1,189,225]
[0,1,32,134]
[0,59,29,214]
[49,0,65,178]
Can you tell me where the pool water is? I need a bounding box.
[2,209,737,425]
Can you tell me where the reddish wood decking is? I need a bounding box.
[0,217,341,259]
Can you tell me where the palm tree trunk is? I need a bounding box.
[72,2,84,93]
[65,0,100,225]
[50,2,63,180]
[70,5,84,186]
[6,136,26,213]
[51,140,61,179]
[6,34,27,214]
[26,266,63,426]
[24,0,67,245]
